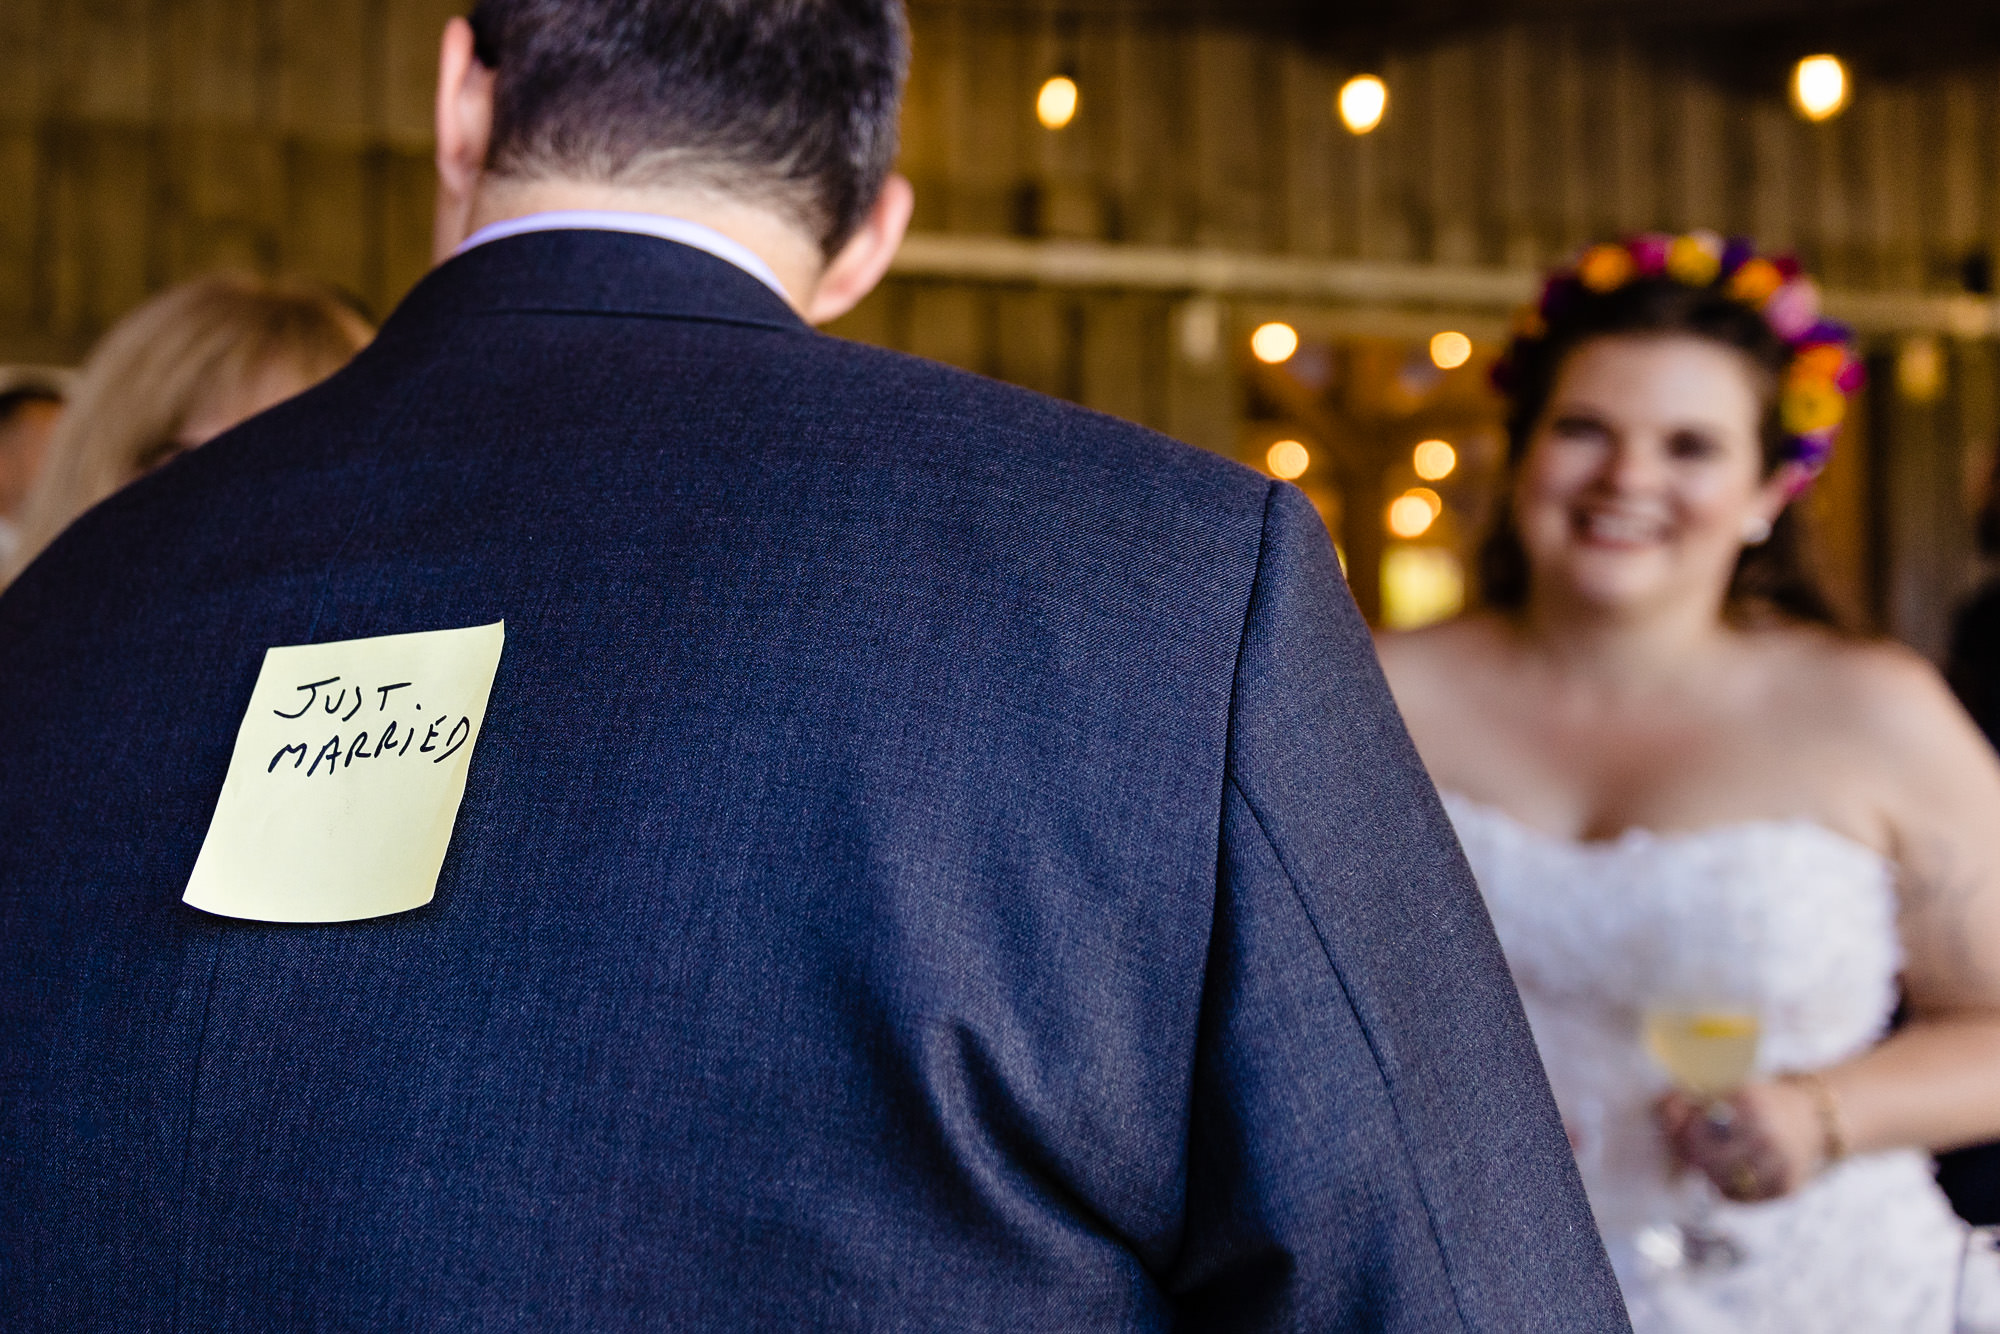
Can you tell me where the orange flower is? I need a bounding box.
[1791,345,1846,382]
[1577,244,1635,293]
[1727,257,1784,305]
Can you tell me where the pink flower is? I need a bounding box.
[1763,279,1821,340]
[1629,234,1672,276]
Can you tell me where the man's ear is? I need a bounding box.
[803,174,914,325]
[432,17,497,263]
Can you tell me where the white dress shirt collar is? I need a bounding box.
[454,210,792,304]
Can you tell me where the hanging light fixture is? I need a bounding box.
[1266,440,1310,480]
[1250,322,1300,364]
[1429,331,1472,370]
[1037,75,1079,130]
[1337,75,1388,135]
[1792,55,1849,123]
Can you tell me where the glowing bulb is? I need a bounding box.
[1037,76,1079,130]
[1413,439,1457,480]
[1429,331,1473,370]
[1792,55,1848,123]
[1266,440,1310,480]
[1251,321,1299,364]
[1337,75,1388,134]
[1387,491,1439,539]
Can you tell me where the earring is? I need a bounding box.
[1742,515,1773,545]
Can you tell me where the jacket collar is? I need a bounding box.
[379,228,810,342]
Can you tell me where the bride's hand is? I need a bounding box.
[1656,1080,1826,1202]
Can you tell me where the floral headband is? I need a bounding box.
[1494,232,1865,487]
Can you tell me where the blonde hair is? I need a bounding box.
[5,273,372,583]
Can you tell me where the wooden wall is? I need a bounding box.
[3,0,1997,645]
[0,0,459,363]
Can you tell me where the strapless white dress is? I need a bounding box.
[1441,790,1993,1332]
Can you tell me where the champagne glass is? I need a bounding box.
[1956,1226,2000,1332]
[1636,1005,1761,1273]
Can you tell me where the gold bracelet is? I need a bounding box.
[1787,1070,1852,1167]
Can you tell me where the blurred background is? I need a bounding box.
[5,0,2000,648]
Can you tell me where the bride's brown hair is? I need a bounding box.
[1478,275,1844,628]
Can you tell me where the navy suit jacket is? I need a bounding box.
[0,232,1625,1330]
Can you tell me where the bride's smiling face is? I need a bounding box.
[1514,333,1793,617]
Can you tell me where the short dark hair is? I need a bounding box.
[466,0,908,255]
[1480,276,1841,627]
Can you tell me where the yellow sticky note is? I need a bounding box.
[184,621,505,923]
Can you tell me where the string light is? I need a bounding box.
[1037,76,1079,130]
[1250,322,1300,364]
[1430,331,1472,370]
[1792,55,1848,123]
[1337,75,1388,135]
[1413,439,1457,480]
[1266,440,1309,480]
[1387,488,1442,539]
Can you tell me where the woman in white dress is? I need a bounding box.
[1377,234,2000,1331]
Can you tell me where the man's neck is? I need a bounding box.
[451,178,826,313]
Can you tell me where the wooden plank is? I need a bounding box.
[1667,70,1725,236]
[276,0,377,141]
[383,0,461,147]
[1607,38,1654,234]
[1747,102,1796,254]
[898,5,952,234]
[159,0,267,129]
[66,0,154,122]
[1550,28,1592,254]
[993,288,1070,398]
[1110,14,1186,247]
[1189,28,1270,251]
[1492,26,1539,268]
[0,127,40,329]
[901,282,984,374]
[79,126,156,337]
[952,9,1025,236]
[0,0,51,120]
[1079,292,1156,426]
[375,146,437,315]
[822,283,894,352]
[1366,52,1415,262]
[281,141,370,295]
[1276,46,1334,258]
[1937,75,1984,263]
[1425,38,1479,265]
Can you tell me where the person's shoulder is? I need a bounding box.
[1376,613,1510,679]
[1374,613,1512,715]
[1762,624,1969,755]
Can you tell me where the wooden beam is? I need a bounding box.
[890,232,2000,337]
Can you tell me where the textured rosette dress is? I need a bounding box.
[1443,791,1992,1332]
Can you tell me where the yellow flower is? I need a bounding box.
[1666,233,1723,286]
[1782,379,1846,434]
[1727,257,1784,305]
[1577,244,1635,293]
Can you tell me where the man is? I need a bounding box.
[0,2,1625,1327]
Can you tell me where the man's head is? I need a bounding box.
[433,0,914,324]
